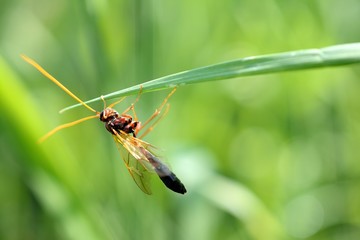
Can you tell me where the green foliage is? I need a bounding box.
[62,43,360,112]
[1,1,360,240]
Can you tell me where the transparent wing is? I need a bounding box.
[113,131,187,194]
[112,133,154,195]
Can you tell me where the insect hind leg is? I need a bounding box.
[136,88,176,139]
[137,104,170,139]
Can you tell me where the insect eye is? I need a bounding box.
[99,111,105,120]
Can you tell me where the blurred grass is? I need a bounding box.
[60,43,360,112]
[1,0,360,240]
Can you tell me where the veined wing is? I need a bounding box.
[137,145,187,194]
[113,131,187,194]
[112,132,153,195]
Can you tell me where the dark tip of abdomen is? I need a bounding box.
[159,174,187,194]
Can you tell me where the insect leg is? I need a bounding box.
[136,87,176,138]
[107,96,127,109]
[120,85,143,117]
[136,104,170,139]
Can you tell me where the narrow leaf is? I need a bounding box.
[61,43,360,113]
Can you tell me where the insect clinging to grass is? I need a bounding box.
[22,55,187,195]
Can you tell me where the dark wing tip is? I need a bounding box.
[159,174,187,194]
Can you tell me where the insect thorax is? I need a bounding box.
[99,108,119,122]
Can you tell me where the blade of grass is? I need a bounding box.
[61,43,360,113]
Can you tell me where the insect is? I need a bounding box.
[22,55,186,195]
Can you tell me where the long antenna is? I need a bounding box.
[38,115,99,143]
[21,55,97,113]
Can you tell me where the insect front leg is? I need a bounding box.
[120,86,143,117]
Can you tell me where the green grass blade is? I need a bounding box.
[60,43,360,113]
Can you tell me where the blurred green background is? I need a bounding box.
[1,0,360,239]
